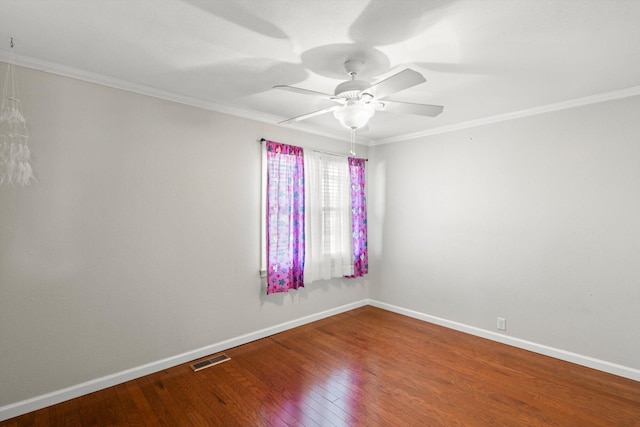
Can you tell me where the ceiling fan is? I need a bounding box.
[274,59,444,131]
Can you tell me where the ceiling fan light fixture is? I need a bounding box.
[333,101,375,130]
[275,59,443,131]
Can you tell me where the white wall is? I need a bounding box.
[2,62,638,416]
[0,65,368,408]
[368,95,640,370]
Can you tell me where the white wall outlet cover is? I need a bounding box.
[497,317,507,331]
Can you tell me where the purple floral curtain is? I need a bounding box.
[348,157,368,277]
[266,141,305,294]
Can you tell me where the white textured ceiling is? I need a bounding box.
[1,0,639,144]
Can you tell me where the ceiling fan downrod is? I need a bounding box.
[334,59,370,99]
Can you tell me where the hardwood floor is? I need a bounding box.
[2,306,639,426]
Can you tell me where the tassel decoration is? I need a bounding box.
[1,38,35,186]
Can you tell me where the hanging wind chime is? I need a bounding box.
[0,37,35,186]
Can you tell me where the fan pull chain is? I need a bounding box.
[350,128,356,156]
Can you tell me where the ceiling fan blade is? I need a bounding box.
[273,85,333,98]
[278,106,340,125]
[382,100,444,117]
[365,69,426,100]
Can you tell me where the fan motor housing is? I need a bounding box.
[334,79,371,99]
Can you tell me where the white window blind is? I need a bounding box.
[304,150,354,282]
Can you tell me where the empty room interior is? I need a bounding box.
[1,0,639,425]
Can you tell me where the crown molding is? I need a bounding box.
[0,52,277,120]
[0,53,368,145]
[372,85,640,145]
[2,52,637,147]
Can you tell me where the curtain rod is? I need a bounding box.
[259,138,368,161]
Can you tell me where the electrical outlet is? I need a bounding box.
[497,317,507,331]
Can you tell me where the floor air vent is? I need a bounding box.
[190,354,231,372]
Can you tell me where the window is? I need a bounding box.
[304,150,353,282]
[261,140,368,294]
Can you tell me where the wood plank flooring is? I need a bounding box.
[2,306,639,426]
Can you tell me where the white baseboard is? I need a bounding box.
[368,299,640,382]
[3,298,637,421]
[0,299,368,422]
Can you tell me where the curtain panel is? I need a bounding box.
[265,141,305,294]
[348,157,368,277]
